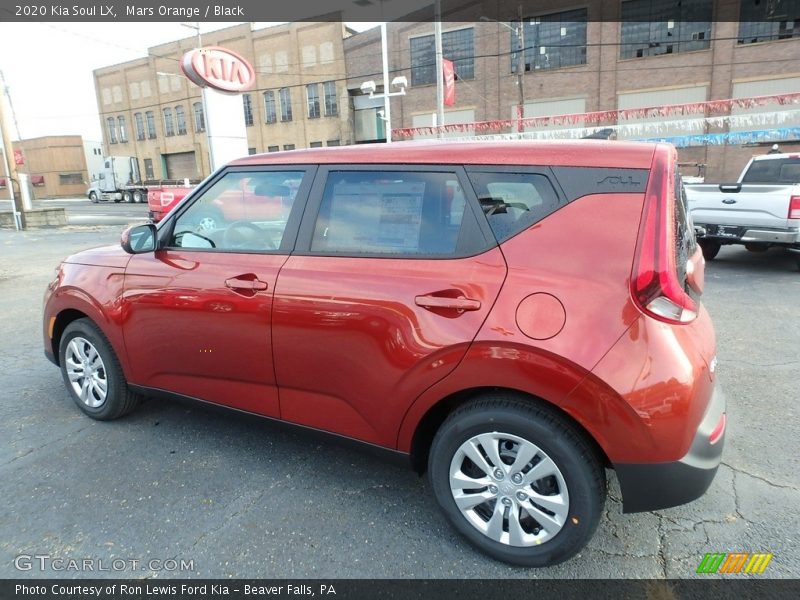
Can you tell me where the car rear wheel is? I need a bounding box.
[122,190,134,203]
[59,318,140,420]
[133,190,145,203]
[193,208,224,232]
[698,240,721,261]
[428,396,605,567]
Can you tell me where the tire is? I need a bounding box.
[428,395,606,567]
[122,190,134,203]
[58,318,140,421]
[796,256,800,273]
[133,190,145,204]
[699,240,721,261]
[744,243,768,252]
[89,192,98,203]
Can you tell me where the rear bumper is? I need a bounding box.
[696,224,799,245]
[614,383,726,513]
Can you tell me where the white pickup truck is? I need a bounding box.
[685,153,800,271]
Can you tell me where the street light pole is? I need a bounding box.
[0,72,25,230]
[434,0,444,138]
[515,5,525,134]
[381,22,392,143]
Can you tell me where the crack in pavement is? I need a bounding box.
[722,461,799,492]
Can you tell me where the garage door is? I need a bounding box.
[164,152,197,179]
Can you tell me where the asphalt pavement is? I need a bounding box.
[0,216,797,579]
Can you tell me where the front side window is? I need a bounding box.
[323,81,338,116]
[620,0,712,59]
[170,170,305,252]
[410,27,475,86]
[511,9,588,72]
[106,117,117,144]
[279,87,293,122]
[175,105,187,135]
[117,116,127,142]
[311,170,469,256]
[243,94,254,126]
[466,171,561,242]
[146,111,157,139]
[134,112,145,140]
[193,102,205,132]
[739,0,800,44]
[264,90,277,124]
[163,108,175,137]
[307,84,320,119]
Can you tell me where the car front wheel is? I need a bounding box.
[58,318,140,420]
[698,240,721,261]
[428,396,605,567]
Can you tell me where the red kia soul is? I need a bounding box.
[43,141,724,566]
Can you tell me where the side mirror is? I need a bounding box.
[121,223,157,254]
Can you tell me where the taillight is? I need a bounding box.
[789,196,800,220]
[631,146,698,324]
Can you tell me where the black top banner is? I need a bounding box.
[0,0,759,23]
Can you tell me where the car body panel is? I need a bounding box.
[272,249,507,445]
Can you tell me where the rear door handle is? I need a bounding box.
[415,294,481,312]
[225,275,268,292]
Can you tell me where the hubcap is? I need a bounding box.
[64,337,108,408]
[448,432,570,547]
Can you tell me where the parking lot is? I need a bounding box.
[0,214,798,579]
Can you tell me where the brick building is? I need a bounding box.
[344,0,800,181]
[93,22,354,181]
[1,135,89,199]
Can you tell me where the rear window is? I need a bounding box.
[741,158,800,183]
[674,167,697,285]
[465,171,560,242]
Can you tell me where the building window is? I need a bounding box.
[323,81,338,116]
[307,84,321,119]
[193,102,205,132]
[163,108,175,136]
[268,145,280,152]
[620,0,712,59]
[175,105,187,135]
[511,9,588,72]
[134,113,145,140]
[410,27,474,86]
[144,158,155,180]
[326,139,341,146]
[283,143,295,151]
[248,147,257,155]
[59,173,84,185]
[310,141,323,148]
[243,93,254,126]
[106,117,117,144]
[145,111,157,139]
[116,116,128,143]
[264,90,277,124]
[280,87,293,122]
[739,0,800,44]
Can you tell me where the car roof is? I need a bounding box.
[229,139,659,170]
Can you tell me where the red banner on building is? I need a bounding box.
[443,59,455,106]
[13,149,24,166]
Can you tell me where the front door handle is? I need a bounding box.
[225,275,268,292]
[415,294,481,312]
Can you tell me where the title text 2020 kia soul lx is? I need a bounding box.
[43,140,725,566]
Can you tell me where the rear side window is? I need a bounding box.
[741,158,800,183]
[466,171,560,242]
[674,168,697,286]
[310,170,472,256]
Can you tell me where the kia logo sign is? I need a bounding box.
[180,47,255,94]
